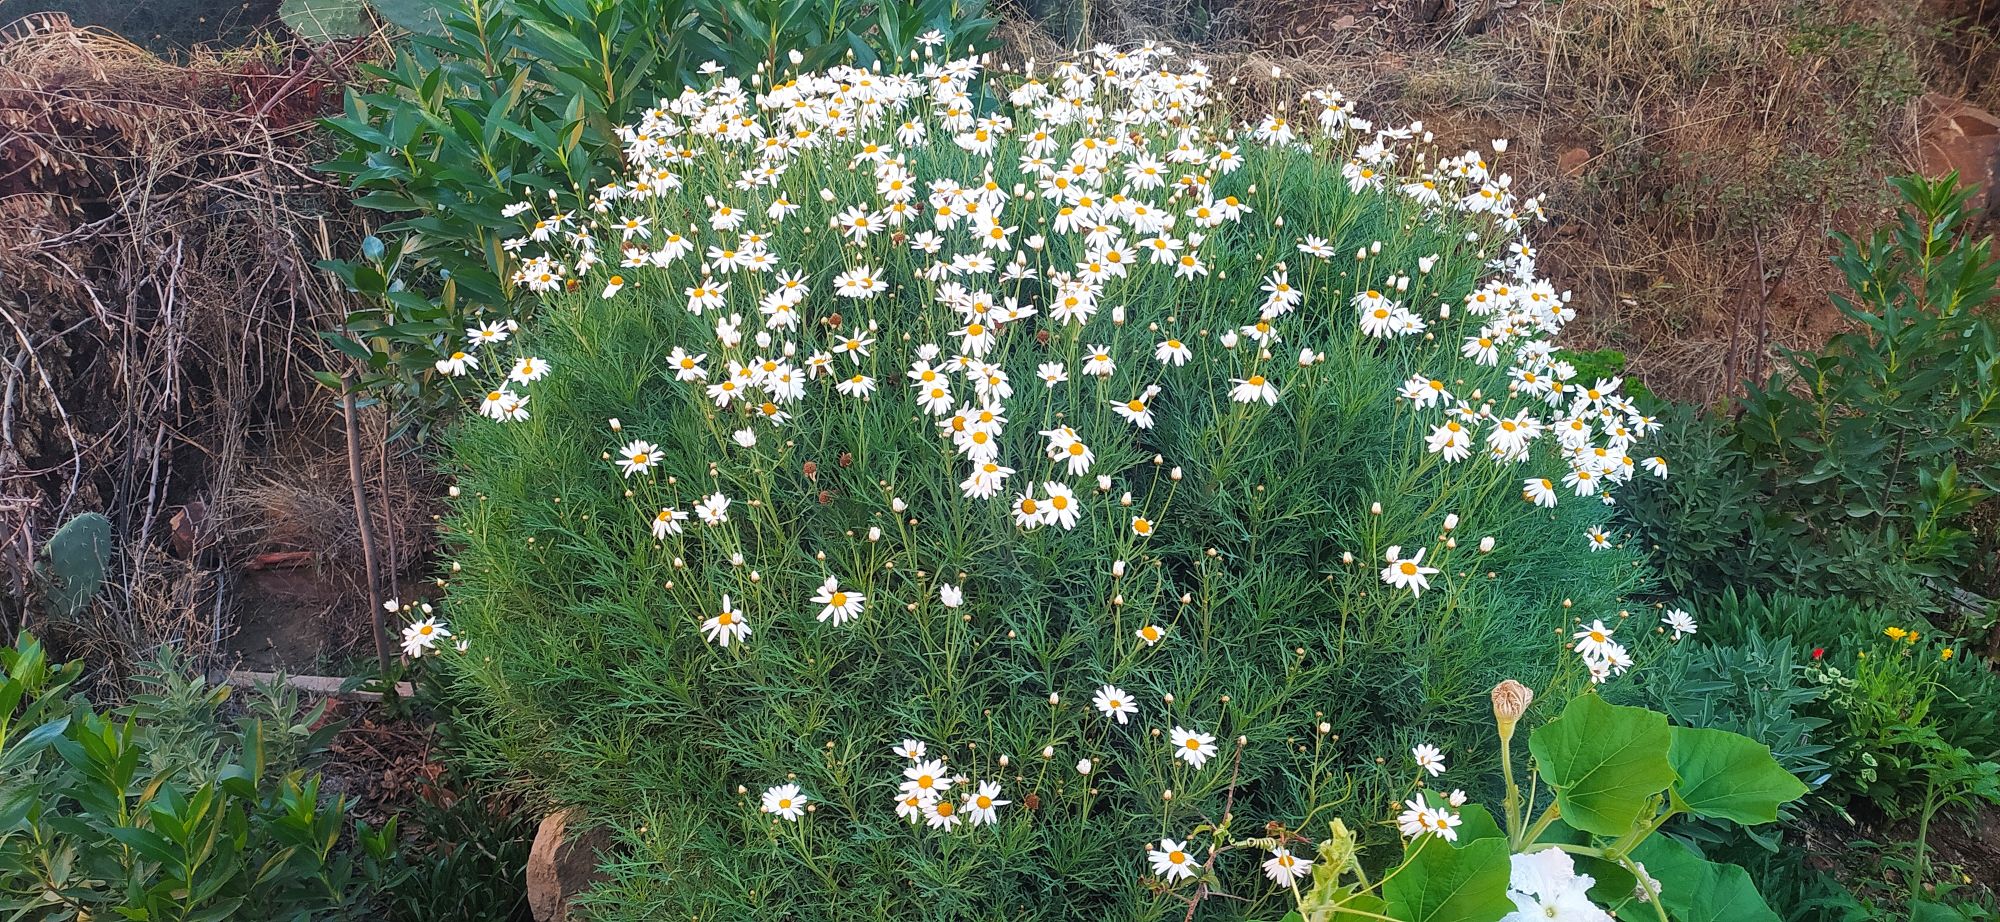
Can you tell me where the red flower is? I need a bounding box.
[1812,647,1825,660]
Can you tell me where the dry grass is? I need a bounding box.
[0,14,414,678]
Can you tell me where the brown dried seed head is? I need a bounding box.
[1035,329,1052,345]
[839,451,853,468]
[1491,679,1534,723]
[803,460,818,481]
[1023,792,1041,811]
[818,490,833,505]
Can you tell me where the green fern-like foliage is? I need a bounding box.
[431,47,1659,921]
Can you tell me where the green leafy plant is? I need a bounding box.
[0,637,402,921]
[1621,174,2000,608]
[1622,629,1832,821]
[1273,688,1808,922]
[317,0,996,428]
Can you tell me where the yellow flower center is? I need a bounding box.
[1169,850,1187,864]
[830,592,847,607]
[976,796,993,809]
[1127,399,1146,413]
[1399,562,1418,576]
[1248,375,1266,387]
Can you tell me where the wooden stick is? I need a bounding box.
[343,373,391,673]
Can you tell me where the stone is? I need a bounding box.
[527,809,613,922]
[1917,93,2000,213]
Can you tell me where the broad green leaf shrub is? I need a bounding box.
[318,0,996,423]
[1619,175,2000,610]
[1277,690,1806,922]
[0,638,399,921]
[429,47,1683,920]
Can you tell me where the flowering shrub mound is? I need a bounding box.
[435,44,1668,920]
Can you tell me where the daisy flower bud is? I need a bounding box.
[869,526,882,542]
[448,485,461,498]
[1170,467,1183,481]
[1442,513,1459,531]
[1371,501,1383,515]
[1162,789,1173,801]
[892,497,908,513]
[999,754,1010,768]
[1479,536,1496,553]
[1112,560,1126,578]
[1097,475,1113,491]
[1076,759,1092,775]
[1341,551,1354,564]
[608,418,622,432]
[1318,722,1331,734]
[1042,746,1055,759]
[1049,692,1061,706]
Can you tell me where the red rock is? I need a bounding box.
[1917,93,2000,212]
[1557,147,1592,178]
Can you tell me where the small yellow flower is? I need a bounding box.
[1883,626,1907,641]
[1941,648,1954,661]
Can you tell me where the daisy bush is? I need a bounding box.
[432,42,1676,920]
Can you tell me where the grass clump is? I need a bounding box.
[428,45,1663,920]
